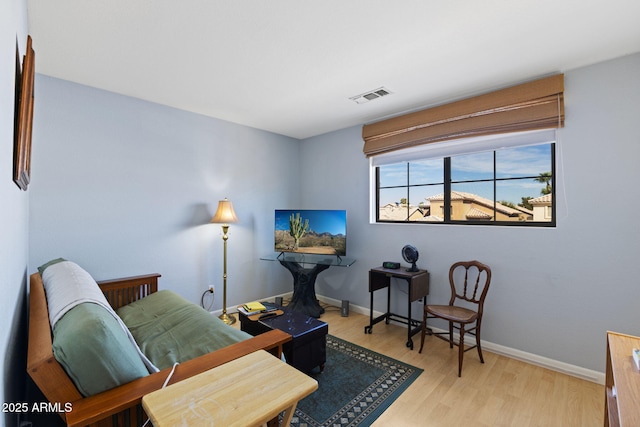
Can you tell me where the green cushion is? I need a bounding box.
[52,302,150,397]
[117,290,251,370]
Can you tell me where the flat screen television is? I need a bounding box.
[275,209,347,256]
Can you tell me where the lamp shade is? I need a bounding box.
[210,198,239,224]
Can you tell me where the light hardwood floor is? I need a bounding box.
[279,304,604,427]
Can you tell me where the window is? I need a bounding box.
[372,130,556,226]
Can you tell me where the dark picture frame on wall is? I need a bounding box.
[14,35,34,191]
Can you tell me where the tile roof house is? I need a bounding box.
[378,204,426,221]
[378,191,534,222]
[427,191,533,222]
[529,193,553,222]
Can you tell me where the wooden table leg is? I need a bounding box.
[280,402,299,427]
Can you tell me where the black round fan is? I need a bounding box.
[402,245,419,272]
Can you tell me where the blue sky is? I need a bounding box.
[379,144,552,206]
[275,210,347,235]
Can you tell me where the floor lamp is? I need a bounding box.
[211,198,239,325]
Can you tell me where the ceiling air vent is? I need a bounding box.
[349,87,393,104]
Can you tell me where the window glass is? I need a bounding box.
[378,163,407,188]
[496,145,550,179]
[409,158,443,186]
[373,134,555,226]
[451,151,494,182]
[409,184,443,222]
[378,187,406,208]
[450,181,495,221]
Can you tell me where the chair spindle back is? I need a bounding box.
[449,260,491,309]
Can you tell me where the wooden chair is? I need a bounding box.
[419,260,492,377]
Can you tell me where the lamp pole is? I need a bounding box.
[218,224,235,324]
[210,198,238,326]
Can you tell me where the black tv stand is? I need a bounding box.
[279,260,331,318]
[261,253,356,318]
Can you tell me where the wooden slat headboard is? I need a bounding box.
[98,274,160,310]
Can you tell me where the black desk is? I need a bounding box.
[364,266,429,350]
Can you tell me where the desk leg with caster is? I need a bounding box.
[406,287,413,349]
[365,282,374,333]
[365,267,430,350]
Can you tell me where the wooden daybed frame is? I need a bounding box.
[27,272,291,427]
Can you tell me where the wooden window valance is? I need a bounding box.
[362,74,564,157]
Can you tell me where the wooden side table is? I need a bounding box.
[142,350,318,427]
[364,266,429,350]
[604,331,640,427]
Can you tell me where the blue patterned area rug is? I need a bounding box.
[288,335,423,427]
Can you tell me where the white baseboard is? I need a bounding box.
[315,294,373,317]
[482,340,605,384]
[218,293,605,384]
[315,295,605,384]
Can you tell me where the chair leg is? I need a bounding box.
[448,321,454,348]
[458,324,465,377]
[419,311,427,353]
[476,320,484,363]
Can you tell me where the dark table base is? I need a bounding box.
[279,260,330,318]
[239,306,328,373]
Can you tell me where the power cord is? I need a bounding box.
[141,362,180,427]
[162,362,180,388]
[201,288,214,311]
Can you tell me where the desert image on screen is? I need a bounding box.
[275,210,346,256]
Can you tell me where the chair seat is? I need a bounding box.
[426,305,478,324]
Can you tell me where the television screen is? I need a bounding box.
[275,209,347,256]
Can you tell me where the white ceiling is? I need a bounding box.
[27,0,640,140]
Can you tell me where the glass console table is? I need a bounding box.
[261,253,356,318]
